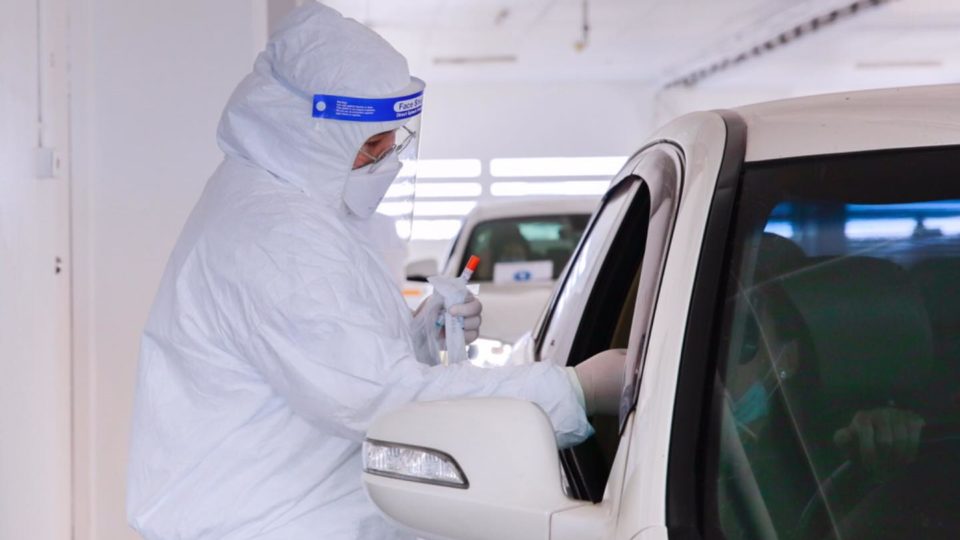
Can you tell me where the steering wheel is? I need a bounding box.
[796,421,960,539]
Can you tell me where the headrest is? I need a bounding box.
[754,233,807,285]
[909,257,960,329]
[780,255,935,406]
[730,234,808,367]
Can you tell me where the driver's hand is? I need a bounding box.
[833,408,925,471]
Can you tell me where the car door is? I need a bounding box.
[533,143,684,510]
[672,144,960,540]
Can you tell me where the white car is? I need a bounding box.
[364,84,960,540]
[405,198,598,365]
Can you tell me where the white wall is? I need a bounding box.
[0,0,72,538]
[69,1,259,539]
[422,82,656,160]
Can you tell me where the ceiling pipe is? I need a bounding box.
[664,0,897,88]
[574,0,590,52]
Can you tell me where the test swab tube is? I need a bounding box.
[436,255,480,328]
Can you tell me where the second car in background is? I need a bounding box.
[404,197,598,365]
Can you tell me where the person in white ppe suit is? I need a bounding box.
[126,3,624,539]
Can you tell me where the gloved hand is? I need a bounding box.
[445,292,482,345]
[411,294,444,365]
[413,291,444,320]
[412,292,483,349]
[833,407,925,473]
[573,349,627,416]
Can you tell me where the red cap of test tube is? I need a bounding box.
[466,255,480,273]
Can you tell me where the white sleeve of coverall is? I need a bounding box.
[243,281,593,448]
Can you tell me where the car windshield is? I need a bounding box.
[461,214,590,282]
[709,146,960,539]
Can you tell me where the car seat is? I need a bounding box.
[745,253,939,537]
[779,255,936,417]
[908,257,960,370]
[490,223,531,262]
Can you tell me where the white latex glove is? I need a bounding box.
[410,294,444,365]
[413,292,444,320]
[446,292,482,345]
[573,349,627,416]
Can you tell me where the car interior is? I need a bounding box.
[713,199,960,539]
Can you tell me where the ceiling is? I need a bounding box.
[319,0,960,87]
[688,0,960,91]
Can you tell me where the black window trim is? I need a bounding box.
[667,110,748,539]
[540,143,686,503]
[561,179,652,502]
[533,143,683,357]
[619,144,685,432]
[532,155,645,353]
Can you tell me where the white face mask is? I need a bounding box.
[343,156,402,218]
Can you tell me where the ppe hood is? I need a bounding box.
[216,2,420,208]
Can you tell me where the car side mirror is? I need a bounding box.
[405,258,438,283]
[362,398,589,540]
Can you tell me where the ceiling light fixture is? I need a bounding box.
[490,156,627,178]
[433,55,518,65]
[855,60,943,69]
[490,180,610,197]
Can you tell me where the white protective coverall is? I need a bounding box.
[126,4,591,539]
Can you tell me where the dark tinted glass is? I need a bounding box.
[709,146,960,540]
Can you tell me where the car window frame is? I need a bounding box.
[527,144,685,501]
[618,145,684,430]
[532,147,657,354]
[666,110,747,539]
[534,173,642,365]
[534,145,683,373]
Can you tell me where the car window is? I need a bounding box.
[703,146,960,540]
[536,145,683,502]
[460,214,590,282]
[537,183,643,368]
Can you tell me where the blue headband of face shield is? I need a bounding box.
[311,85,423,122]
[267,63,424,122]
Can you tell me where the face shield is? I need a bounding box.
[366,115,421,243]
[312,78,424,242]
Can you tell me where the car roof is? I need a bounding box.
[734,84,960,163]
[462,197,599,226]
